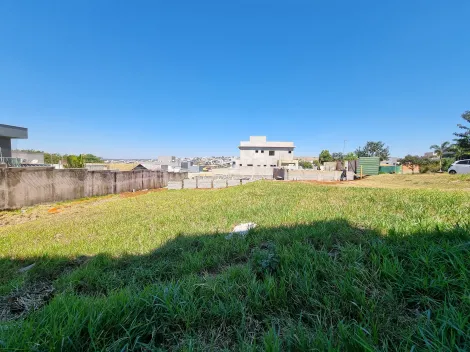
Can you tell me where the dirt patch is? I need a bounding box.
[47,207,61,214]
[0,195,117,226]
[120,188,166,198]
[0,255,92,322]
[0,281,54,322]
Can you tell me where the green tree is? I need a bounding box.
[450,144,467,160]
[319,150,333,163]
[82,154,103,163]
[331,152,344,161]
[65,155,85,168]
[298,161,313,169]
[398,155,420,174]
[44,153,63,164]
[429,141,452,172]
[344,152,358,161]
[355,141,390,161]
[454,111,470,153]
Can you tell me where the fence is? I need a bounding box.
[168,177,259,190]
[283,169,355,181]
[0,157,22,167]
[0,167,187,209]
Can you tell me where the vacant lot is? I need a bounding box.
[1,176,470,350]
[337,173,470,191]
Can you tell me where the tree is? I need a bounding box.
[82,154,103,163]
[398,155,420,174]
[344,152,358,161]
[298,161,313,169]
[429,141,452,172]
[454,111,470,153]
[331,152,344,161]
[451,144,468,160]
[355,141,390,161]
[319,150,333,163]
[65,155,85,168]
[44,153,63,164]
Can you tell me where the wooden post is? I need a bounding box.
[226,179,229,188]
[196,176,198,189]
[360,166,363,179]
[211,178,214,189]
[240,178,242,186]
[181,179,184,189]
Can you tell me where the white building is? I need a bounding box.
[235,136,298,171]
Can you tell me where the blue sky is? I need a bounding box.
[1,0,469,158]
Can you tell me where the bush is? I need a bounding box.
[299,161,313,169]
[442,158,455,172]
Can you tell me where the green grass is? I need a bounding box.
[337,173,470,191]
[1,181,470,351]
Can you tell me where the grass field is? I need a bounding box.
[336,173,470,191]
[1,175,470,350]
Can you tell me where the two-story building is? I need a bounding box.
[236,136,298,171]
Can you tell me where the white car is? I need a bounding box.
[448,159,470,174]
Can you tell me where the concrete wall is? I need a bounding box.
[168,176,256,190]
[0,168,179,210]
[286,170,355,181]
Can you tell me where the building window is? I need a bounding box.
[264,165,267,167]
[288,151,292,154]
[269,151,275,156]
[239,164,243,166]
[247,164,253,167]
[261,150,264,153]
[255,150,259,153]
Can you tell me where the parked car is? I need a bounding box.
[448,159,470,174]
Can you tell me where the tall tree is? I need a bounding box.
[398,155,420,174]
[355,141,390,161]
[429,141,452,172]
[331,152,344,161]
[451,144,467,160]
[319,150,333,163]
[65,155,85,168]
[344,152,358,161]
[454,111,470,153]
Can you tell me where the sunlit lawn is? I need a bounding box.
[1,178,470,350]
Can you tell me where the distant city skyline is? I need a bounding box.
[1,1,469,158]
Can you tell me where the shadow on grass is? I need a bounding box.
[1,219,470,351]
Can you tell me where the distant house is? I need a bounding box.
[133,163,162,171]
[423,152,438,160]
[11,151,45,164]
[381,157,399,166]
[0,124,28,164]
[235,136,298,170]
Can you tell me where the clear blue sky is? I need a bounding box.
[1,0,469,158]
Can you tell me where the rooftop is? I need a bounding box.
[0,124,28,139]
[239,136,295,149]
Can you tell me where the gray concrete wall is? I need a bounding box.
[0,168,170,209]
[168,172,187,182]
[168,177,255,190]
[286,170,354,181]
